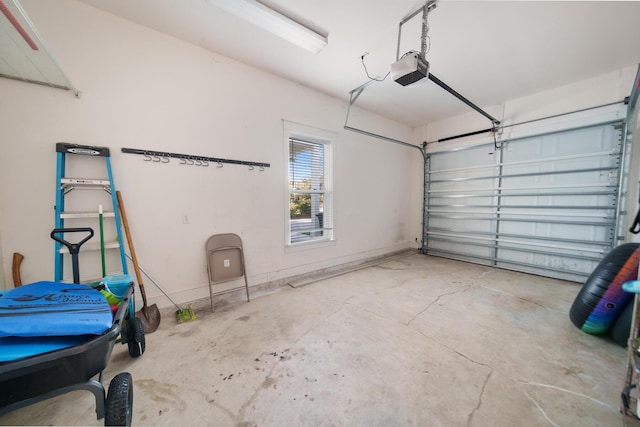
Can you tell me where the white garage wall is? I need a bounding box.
[0,1,414,303]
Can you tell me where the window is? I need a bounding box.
[284,122,333,245]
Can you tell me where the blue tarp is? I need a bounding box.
[0,281,113,338]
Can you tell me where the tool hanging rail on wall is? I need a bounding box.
[121,148,270,169]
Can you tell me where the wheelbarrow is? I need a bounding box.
[0,228,145,426]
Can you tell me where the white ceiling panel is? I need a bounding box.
[35,1,640,125]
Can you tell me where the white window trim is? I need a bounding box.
[283,120,336,248]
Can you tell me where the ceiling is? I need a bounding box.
[64,1,640,126]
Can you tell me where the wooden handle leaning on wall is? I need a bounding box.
[12,252,24,287]
[115,191,148,303]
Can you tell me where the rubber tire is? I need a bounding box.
[105,372,133,426]
[126,317,145,358]
[611,299,634,347]
[119,317,130,344]
[569,243,640,334]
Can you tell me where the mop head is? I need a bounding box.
[176,306,196,323]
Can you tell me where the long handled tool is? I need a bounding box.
[98,204,106,278]
[124,253,196,324]
[116,191,161,333]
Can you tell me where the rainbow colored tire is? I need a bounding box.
[570,243,640,334]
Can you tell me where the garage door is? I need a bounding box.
[422,118,629,282]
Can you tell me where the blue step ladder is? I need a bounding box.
[54,142,128,282]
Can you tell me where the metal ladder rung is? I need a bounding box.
[59,241,121,254]
[60,178,110,186]
[60,211,115,219]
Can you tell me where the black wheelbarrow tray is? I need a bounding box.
[0,283,143,426]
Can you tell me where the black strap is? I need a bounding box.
[631,185,640,234]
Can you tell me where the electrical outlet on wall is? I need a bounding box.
[182,214,190,224]
[224,259,230,267]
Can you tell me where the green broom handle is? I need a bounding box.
[99,204,106,278]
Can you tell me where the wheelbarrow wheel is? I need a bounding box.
[105,372,133,426]
[126,316,145,358]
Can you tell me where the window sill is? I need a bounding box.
[285,238,336,252]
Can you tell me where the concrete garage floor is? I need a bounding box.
[0,253,628,426]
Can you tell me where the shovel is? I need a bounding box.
[116,190,161,333]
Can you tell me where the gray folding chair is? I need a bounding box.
[205,233,250,311]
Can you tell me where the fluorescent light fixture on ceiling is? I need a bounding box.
[207,0,327,53]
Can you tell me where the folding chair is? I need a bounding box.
[205,233,250,311]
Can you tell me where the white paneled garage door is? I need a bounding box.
[423,116,629,282]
